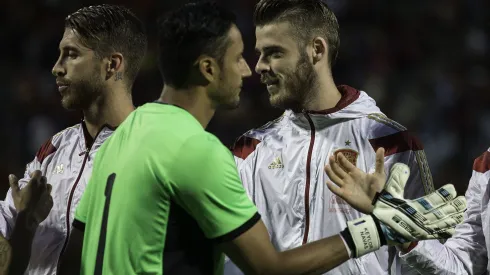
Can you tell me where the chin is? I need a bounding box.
[61,97,83,111]
[269,95,297,110]
[219,98,240,110]
[60,99,73,110]
[269,94,283,107]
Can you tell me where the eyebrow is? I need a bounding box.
[60,45,80,53]
[255,45,284,55]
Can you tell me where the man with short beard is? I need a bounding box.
[58,2,464,275]
[0,4,147,274]
[227,0,434,274]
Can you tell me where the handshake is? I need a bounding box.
[326,148,466,258]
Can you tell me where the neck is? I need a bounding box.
[158,85,215,129]
[83,87,134,138]
[302,70,341,111]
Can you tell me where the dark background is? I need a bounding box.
[0,0,488,196]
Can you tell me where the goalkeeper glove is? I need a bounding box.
[340,163,466,258]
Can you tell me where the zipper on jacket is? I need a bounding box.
[56,128,104,268]
[302,111,316,245]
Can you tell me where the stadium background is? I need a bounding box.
[0,0,488,196]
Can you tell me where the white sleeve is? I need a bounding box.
[399,170,488,275]
[483,178,490,273]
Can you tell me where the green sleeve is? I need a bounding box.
[167,133,259,241]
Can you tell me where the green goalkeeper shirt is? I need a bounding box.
[73,102,259,275]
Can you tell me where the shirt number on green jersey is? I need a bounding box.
[95,173,116,275]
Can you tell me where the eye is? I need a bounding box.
[68,51,78,59]
[271,52,283,59]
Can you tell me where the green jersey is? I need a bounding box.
[73,103,259,275]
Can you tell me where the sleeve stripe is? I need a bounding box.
[36,137,57,164]
[369,130,424,157]
[473,149,490,173]
[414,150,435,194]
[367,113,407,131]
[72,219,86,232]
[231,136,261,160]
[211,213,261,243]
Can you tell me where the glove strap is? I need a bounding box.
[371,214,388,246]
[344,215,384,258]
[371,191,382,205]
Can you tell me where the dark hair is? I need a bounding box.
[157,1,236,89]
[65,4,148,86]
[254,0,339,67]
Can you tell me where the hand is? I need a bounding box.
[373,165,466,244]
[9,171,53,226]
[343,164,466,258]
[325,147,386,214]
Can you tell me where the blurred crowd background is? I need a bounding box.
[0,0,488,196]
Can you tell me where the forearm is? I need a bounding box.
[268,235,349,275]
[0,236,12,275]
[8,212,37,274]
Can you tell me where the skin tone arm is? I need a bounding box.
[221,220,350,275]
[7,172,53,275]
[218,148,387,275]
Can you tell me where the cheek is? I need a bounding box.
[270,61,291,77]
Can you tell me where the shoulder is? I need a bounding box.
[168,132,231,166]
[230,114,286,160]
[473,148,490,174]
[364,113,423,155]
[169,132,237,184]
[36,123,82,163]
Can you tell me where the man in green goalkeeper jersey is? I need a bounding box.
[58,2,466,275]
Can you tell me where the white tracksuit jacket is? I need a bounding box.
[225,85,435,275]
[0,123,114,275]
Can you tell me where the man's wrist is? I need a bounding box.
[15,211,39,233]
[339,230,354,258]
[344,215,383,258]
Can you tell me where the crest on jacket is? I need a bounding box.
[333,148,359,166]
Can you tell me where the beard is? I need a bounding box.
[61,71,105,110]
[268,51,318,111]
[207,71,241,110]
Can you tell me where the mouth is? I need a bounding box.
[56,81,70,93]
[265,80,279,88]
[265,80,280,89]
[58,85,69,93]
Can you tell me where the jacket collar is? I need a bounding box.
[79,120,116,152]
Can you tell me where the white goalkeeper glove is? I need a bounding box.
[340,163,466,258]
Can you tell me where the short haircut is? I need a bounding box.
[65,4,148,86]
[254,0,340,67]
[157,1,236,89]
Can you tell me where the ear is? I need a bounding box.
[311,37,328,65]
[106,53,124,80]
[196,56,220,83]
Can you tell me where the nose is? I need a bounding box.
[241,59,252,78]
[52,58,65,77]
[255,56,270,75]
